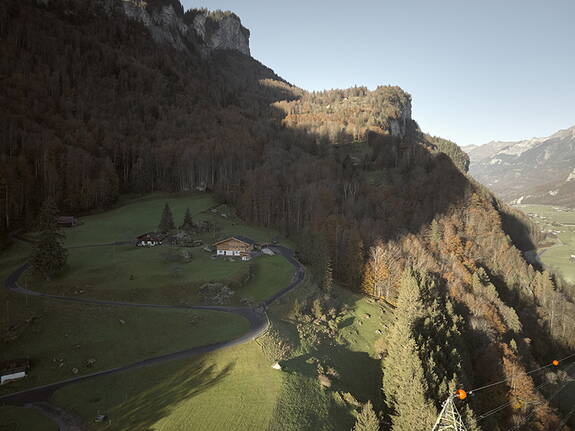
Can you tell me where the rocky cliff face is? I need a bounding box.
[121,0,250,56]
[122,1,190,50]
[191,11,250,56]
[390,100,412,138]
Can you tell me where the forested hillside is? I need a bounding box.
[0,0,574,429]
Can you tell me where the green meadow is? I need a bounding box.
[51,279,392,431]
[1,192,393,430]
[23,193,294,305]
[516,204,575,282]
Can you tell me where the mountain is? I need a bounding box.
[1,1,574,430]
[466,125,575,206]
[122,0,251,56]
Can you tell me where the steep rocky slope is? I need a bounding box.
[124,0,250,55]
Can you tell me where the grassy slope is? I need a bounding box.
[265,281,391,431]
[31,246,294,306]
[0,406,58,431]
[516,204,575,282]
[53,343,282,431]
[28,193,293,304]
[31,245,248,304]
[51,277,392,431]
[0,301,248,395]
[237,255,295,302]
[0,238,249,398]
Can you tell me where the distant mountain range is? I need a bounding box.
[465,125,575,206]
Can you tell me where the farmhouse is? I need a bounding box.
[136,232,166,247]
[214,236,256,261]
[0,358,30,385]
[57,216,78,227]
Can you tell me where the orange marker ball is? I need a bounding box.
[552,360,559,366]
[455,389,467,400]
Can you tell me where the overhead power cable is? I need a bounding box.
[552,404,575,431]
[466,353,575,396]
[478,361,575,423]
[431,355,575,431]
[509,361,575,431]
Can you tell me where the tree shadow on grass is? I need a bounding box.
[72,357,235,430]
[279,344,382,430]
[338,316,355,329]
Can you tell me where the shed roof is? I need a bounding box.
[213,235,257,247]
[0,358,30,374]
[136,232,166,241]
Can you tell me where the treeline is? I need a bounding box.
[275,86,412,143]
[357,190,574,429]
[0,0,286,230]
[425,134,470,173]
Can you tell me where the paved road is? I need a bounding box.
[0,242,304,408]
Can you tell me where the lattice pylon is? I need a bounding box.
[431,397,468,431]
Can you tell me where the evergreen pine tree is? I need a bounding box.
[181,207,194,231]
[353,401,380,431]
[158,203,175,233]
[30,198,68,280]
[383,269,438,431]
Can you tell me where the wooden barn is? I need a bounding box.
[57,216,78,227]
[136,232,166,247]
[0,358,30,385]
[213,236,256,261]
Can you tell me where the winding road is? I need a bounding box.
[0,242,305,414]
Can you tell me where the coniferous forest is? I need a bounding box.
[1,1,574,430]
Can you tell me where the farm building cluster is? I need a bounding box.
[135,231,263,262]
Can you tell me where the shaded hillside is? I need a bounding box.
[0,0,293,228]
[467,125,575,206]
[0,1,574,430]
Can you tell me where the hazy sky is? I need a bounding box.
[184,0,575,147]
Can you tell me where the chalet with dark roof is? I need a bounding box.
[136,232,166,247]
[213,236,257,261]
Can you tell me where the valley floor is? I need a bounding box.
[515,204,575,282]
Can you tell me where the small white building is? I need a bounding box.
[1,359,30,385]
